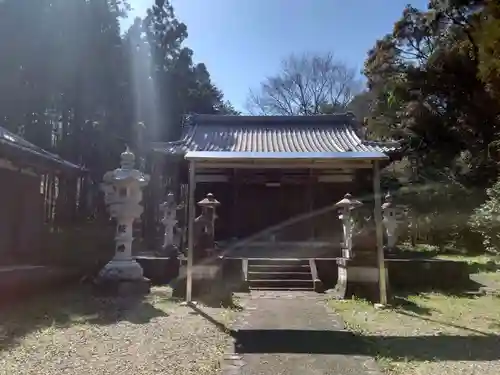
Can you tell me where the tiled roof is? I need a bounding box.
[151,114,401,155]
[0,126,83,171]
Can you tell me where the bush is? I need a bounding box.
[397,181,484,253]
[469,179,500,254]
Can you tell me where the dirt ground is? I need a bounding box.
[0,286,235,375]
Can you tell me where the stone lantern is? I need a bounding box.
[197,193,220,240]
[381,192,403,251]
[159,192,178,254]
[96,146,150,294]
[335,193,363,259]
[174,193,222,302]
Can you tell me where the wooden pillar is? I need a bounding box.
[232,169,239,239]
[307,169,314,239]
[373,160,387,305]
[186,160,196,303]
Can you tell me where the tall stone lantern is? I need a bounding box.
[97,146,150,294]
[335,193,363,259]
[159,192,179,254]
[381,192,403,251]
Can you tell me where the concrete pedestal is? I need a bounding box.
[93,277,151,296]
[134,255,180,285]
[98,259,145,280]
[94,259,151,296]
[172,258,233,306]
[328,251,390,302]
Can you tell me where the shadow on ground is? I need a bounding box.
[189,304,235,333]
[390,295,434,315]
[190,303,500,363]
[231,329,500,361]
[0,286,173,351]
[390,276,488,305]
[466,261,500,274]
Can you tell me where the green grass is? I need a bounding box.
[330,255,500,375]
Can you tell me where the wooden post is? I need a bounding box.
[373,160,387,305]
[186,160,196,303]
[308,169,314,239]
[232,169,238,239]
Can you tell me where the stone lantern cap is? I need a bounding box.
[166,192,175,203]
[197,193,220,208]
[335,193,362,210]
[381,192,393,210]
[102,146,149,187]
[120,146,135,169]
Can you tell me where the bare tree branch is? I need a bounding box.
[246,52,362,115]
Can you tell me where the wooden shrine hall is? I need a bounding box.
[151,113,401,252]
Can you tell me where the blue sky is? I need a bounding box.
[126,0,428,111]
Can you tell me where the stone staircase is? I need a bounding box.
[246,259,317,291]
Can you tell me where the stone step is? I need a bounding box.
[248,264,310,273]
[249,286,315,291]
[248,271,313,280]
[249,279,315,290]
[248,258,310,266]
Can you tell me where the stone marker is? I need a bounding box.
[159,192,179,255]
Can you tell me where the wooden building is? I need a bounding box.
[151,113,401,254]
[0,126,84,265]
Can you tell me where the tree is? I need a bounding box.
[476,0,500,104]
[364,1,500,187]
[346,91,375,122]
[0,0,234,165]
[361,0,500,252]
[135,0,237,142]
[0,0,236,206]
[246,52,362,115]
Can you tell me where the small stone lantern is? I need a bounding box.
[159,192,178,253]
[381,192,403,251]
[335,193,363,259]
[197,193,220,239]
[96,146,150,293]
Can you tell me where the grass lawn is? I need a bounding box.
[329,254,500,375]
[0,286,236,375]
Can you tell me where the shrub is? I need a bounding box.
[469,179,500,254]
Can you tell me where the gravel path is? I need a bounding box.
[0,287,234,375]
[222,291,381,375]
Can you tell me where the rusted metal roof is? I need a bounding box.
[0,126,84,171]
[152,114,401,155]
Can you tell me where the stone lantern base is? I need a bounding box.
[172,257,233,307]
[157,244,180,257]
[93,259,151,296]
[327,251,391,303]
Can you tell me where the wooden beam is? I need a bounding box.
[317,175,354,182]
[195,174,229,183]
[195,161,373,170]
[0,158,39,177]
[196,168,227,174]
